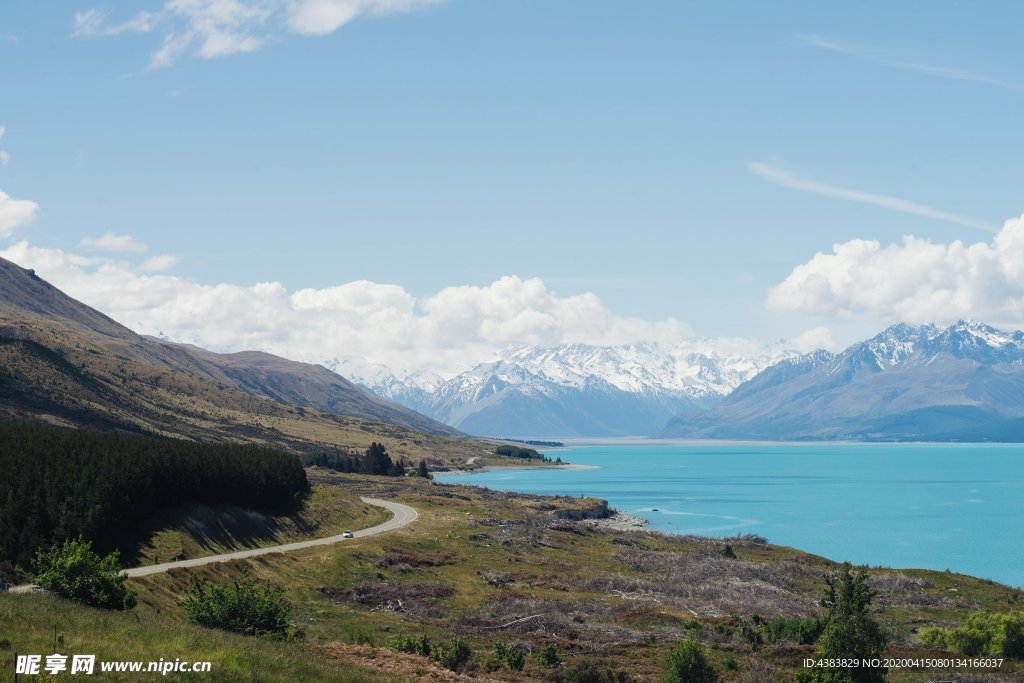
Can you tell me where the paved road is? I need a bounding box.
[7,497,417,592]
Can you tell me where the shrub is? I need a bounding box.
[558,660,622,683]
[392,633,431,657]
[918,610,1024,658]
[663,634,717,683]
[431,637,472,671]
[33,536,136,610]
[180,570,291,638]
[763,616,825,645]
[492,641,525,670]
[536,642,562,667]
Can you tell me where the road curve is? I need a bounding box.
[7,497,417,591]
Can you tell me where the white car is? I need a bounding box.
[342,531,354,538]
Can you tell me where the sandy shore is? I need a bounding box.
[583,512,649,531]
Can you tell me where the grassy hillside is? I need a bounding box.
[6,476,1019,682]
[117,485,391,568]
[0,326,492,469]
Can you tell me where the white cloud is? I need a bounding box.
[790,326,838,353]
[766,214,1024,325]
[748,162,995,232]
[0,191,40,237]
[0,241,693,376]
[139,254,181,272]
[800,33,1020,90]
[73,0,443,67]
[0,125,9,166]
[80,232,148,253]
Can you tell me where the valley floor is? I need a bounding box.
[3,473,1023,682]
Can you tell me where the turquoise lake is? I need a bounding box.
[438,443,1024,588]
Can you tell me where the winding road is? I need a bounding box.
[7,497,418,592]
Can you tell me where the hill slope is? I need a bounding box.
[662,321,1024,441]
[0,256,455,436]
[0,257,480,463]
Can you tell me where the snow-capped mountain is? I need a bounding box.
[663,320,1024,441]
[332,341,798,437]
[321,356,442,414]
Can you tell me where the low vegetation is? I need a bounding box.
[32,537,136,610]
[180,570,293,639]
[7,474,1024,681]
[921,610,1024,658]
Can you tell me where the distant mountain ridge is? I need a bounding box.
[662,320,1024,441]
[336,341,797,437]
[0,256,460,448]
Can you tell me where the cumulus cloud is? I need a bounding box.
[0,240,694,376]
[790,326,839,353]
[139,254,182,272]
[73,0,443,67]
[766,214,1024,325]
[80,232,148,253]
[0,191,40,237]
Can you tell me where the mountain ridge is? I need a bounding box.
[0,257,473,461]
[662,320,1024,441]
[335,341,798,437]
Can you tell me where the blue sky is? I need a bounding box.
[2,1,1024,372]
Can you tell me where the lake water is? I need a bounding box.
[438,443,1024,588]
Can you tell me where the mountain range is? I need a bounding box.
[335,342,797,437]
[0,257,486,465]
[662,321,1024,441]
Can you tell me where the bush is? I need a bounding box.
[431,636,472,671]
[180,570,291,638]
[492,641,525,670]
[33,536,136,610]
[536,643,562,667]
[558,660,623,683]
[663,634,717,683]
[919,610,1024,658]
[391,633,431,657]
[763,616,825,645]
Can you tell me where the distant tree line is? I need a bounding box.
[494,445,560,463]
[0,420,309,568]
[501,439,564,448]
[494,445,543,459]
[302,442,431,478]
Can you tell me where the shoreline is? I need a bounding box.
[435,462,600,477]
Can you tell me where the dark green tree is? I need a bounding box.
[814,563,888,683]
[417,459,432,479]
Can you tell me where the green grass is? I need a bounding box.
[119,485,390,567]
[5,475,1024,681]
[0,592,398,682]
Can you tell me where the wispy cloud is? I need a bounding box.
[747,162,996,232]
[800,33,1020,91]
[80,232,148,253]
[0,126,10,166]
[73,0,444,68]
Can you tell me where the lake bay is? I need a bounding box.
[440,443,1024,588]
